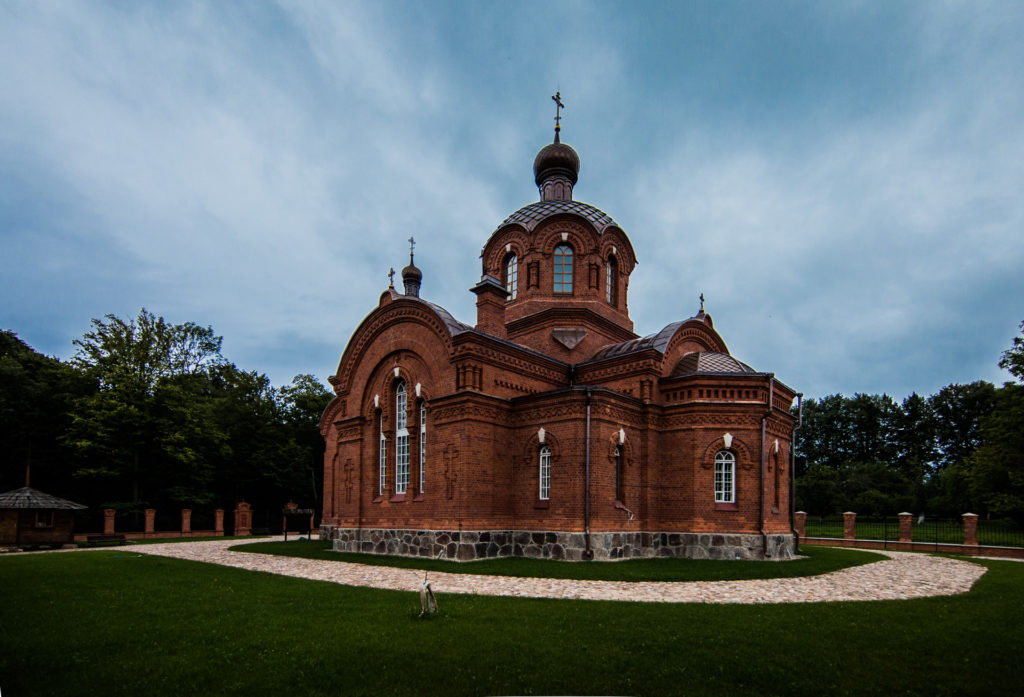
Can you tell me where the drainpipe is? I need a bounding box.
[760,377,775,558]
[790,393,804,552]
[584,387,593,559]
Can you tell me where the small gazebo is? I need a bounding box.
[0,487,87,548]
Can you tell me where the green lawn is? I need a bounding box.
[2,548,1020,696]
[234,539,884,582]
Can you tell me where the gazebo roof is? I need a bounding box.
[0,486,87,510]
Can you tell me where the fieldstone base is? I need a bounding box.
[320,525,794,561]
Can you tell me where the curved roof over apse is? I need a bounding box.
[0,487,87,510]
[586,320,688,361]
[672,351,756,376]
[496,199,620,235]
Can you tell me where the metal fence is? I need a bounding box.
[803,515,1024,550]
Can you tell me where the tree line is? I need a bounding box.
[795,321,1024,524]
[0,309,333,532]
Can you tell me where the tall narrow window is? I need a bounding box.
[378,412,386,495]
[553,244,573,294]
[395,381,409,495]
[614,445,623,501]
[715,450,735,503]
[503,253,518,301]
[419,402,426,493]
[605,255,617,305]
[539,445,551,500]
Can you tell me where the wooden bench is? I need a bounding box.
[86,534,127,544]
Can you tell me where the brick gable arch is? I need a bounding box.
[358,353,434,422]
[699,435,755,470]
[331,299,456,397]
[481,228,529,278]
[598,229,637,276]
[661,322,730,377]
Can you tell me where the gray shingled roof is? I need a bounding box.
[496,199,619,235]
[672,351,755,375]
[0,487,87,510]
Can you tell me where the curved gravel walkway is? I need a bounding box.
[104,537,987,605]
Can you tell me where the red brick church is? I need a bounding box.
[319,113,798,561]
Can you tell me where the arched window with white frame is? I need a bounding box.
[419,401,426,493]
[395,381,409,495]
[378,411,386,496]
[605,255,617,306]
[539,445,552,500]
[715,450,735,503]
[503,253,518,301]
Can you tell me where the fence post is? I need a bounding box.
[794,511,807,538]
[103,508,116,535]
[843,511,857,540]
[144,509,156,535]
[898,512,913,543]
[181,509,192,535]
[963,513,979,546]
[215,509,224,535]
[234,502,252,536]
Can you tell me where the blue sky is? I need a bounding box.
[2,1,1022,401]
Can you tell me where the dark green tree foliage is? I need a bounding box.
[0,331,90,493]
[794,387,995,516]
[794,321,1023,519]
[0,310,332,533]
[66,309,226,508]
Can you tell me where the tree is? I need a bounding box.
[1000,320,1024,381]
[0,331,90,493]
[928,381,997,473]
[66,309,225,509]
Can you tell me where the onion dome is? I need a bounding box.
[402,258,422,297]
[533,140,580,202]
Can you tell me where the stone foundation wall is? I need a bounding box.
[321,525,794,561]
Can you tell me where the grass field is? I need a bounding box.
[1,548,1020,696]
[234,539,884,582]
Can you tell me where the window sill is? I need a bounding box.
[389,494,406,503]
[413,493,425,502]
[372,496,383,504]
[534,500,550,509]
[715,502,739,511]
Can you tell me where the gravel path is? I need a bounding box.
[102,537,988,605]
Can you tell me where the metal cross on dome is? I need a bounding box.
[408,236,416,260]
[552,91,564,140]
[388,267,395,287]
[700,292,705,312]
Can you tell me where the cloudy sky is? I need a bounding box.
[2,1,1022,401]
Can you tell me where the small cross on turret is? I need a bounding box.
[552,91,565,142]
[388,267,395,288]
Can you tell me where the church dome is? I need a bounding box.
[533,141,580,187]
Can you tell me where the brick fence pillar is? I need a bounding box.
[214,509,224,535]
[234,502,252,537]
[144,509,156,534]
[843,511,857,540]
[181,508,192,535]
[898,512,913,543]
[963,513,979,546]
[103,508,116,535]
[794,511,807,538]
